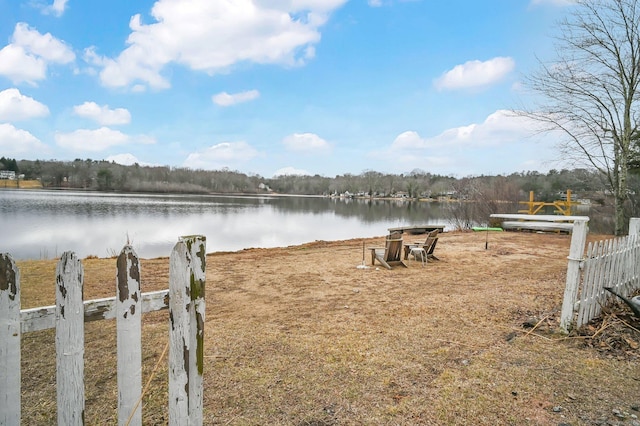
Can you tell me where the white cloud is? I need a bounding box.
[434,57,515,90]
[55,127,155,152]
[212,90,260,106]
[42,0,69,17]
[73,102,132,125]
[372,109,559,175]
[273,166,310,177]
[11,22,75,63]
[0,45,47,84]
[83,46,104,66]
[368,0,383,7]
[105,153,156,166]
[391,110,543,150]
[282,133,331,152]
[0,88,49,121]
[0,23,75,85]
[0,123,50,155]
[131,84,146,93]
[183,141,260,170]
[92,0,346,90]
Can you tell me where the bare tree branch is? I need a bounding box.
[519,0,640,234]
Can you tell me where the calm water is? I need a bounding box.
[1,190,454,260]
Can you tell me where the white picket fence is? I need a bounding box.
[0,235,206,426]
[560,218,640,331]
[575,233,640,328]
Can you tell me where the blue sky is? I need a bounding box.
[0,0,574,178]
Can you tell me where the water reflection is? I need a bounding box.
[1,190,452,260]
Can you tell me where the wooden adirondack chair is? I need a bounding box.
[403,229,440,261]
[368,232,406,269]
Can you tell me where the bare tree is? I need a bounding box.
[522,0,640,235]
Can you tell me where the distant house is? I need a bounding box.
[258,182,272,192]
[0,170,16,180]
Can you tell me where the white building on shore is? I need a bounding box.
[0,170,16,180]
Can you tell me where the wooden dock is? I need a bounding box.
[500,221,575,233]
[490,214,589,234]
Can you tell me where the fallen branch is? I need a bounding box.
[617,318,640,334]
[590,317,612,339]
[502,326,553,341]
[523,314,551,337]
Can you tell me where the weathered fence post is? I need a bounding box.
[560,219,589,333]
[56,252,85,425]
[116,246,142,426]
[168,236,206,426]
[630,218,640,235]
[0,253,20,425]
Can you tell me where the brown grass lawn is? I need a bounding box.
[1,180,42,189]
[17,230,640,425]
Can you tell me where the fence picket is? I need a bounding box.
[628,235,637,288]
[629,233,640,288]
[577,242,595,326]
[56,252,85,425]
[187,236,206,425]
[618,236,629,293]
[614,237,624,293]
[583,241,606,321]
[597,240,613,319]
[0,253,21,425]
[594,240,610,320]
[583,241,598,323]
[611,237,623,290]
[168,235,206,426]
[169,240,190,422]
[587,241,603,322]
[595,241,609,319]
[588,241,602,322]
[116,246,142,426]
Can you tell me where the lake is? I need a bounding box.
[1,190,455,260]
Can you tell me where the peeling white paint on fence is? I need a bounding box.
[0,253,21,425]
[168,235,206,426]
[56,251,85,426]
[116,245,142,426]
[0,235,206,425]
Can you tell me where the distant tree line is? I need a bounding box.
[4,156,640,232]
[0,157,19,172]
[0,157,634,197]
[2,157,625,198]
[11,158,262,194]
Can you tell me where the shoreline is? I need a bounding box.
[1,185,447,202]
[14,233,400,262]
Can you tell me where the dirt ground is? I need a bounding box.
[17,230,640,425]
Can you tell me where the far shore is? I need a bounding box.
[1,184,451,203]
